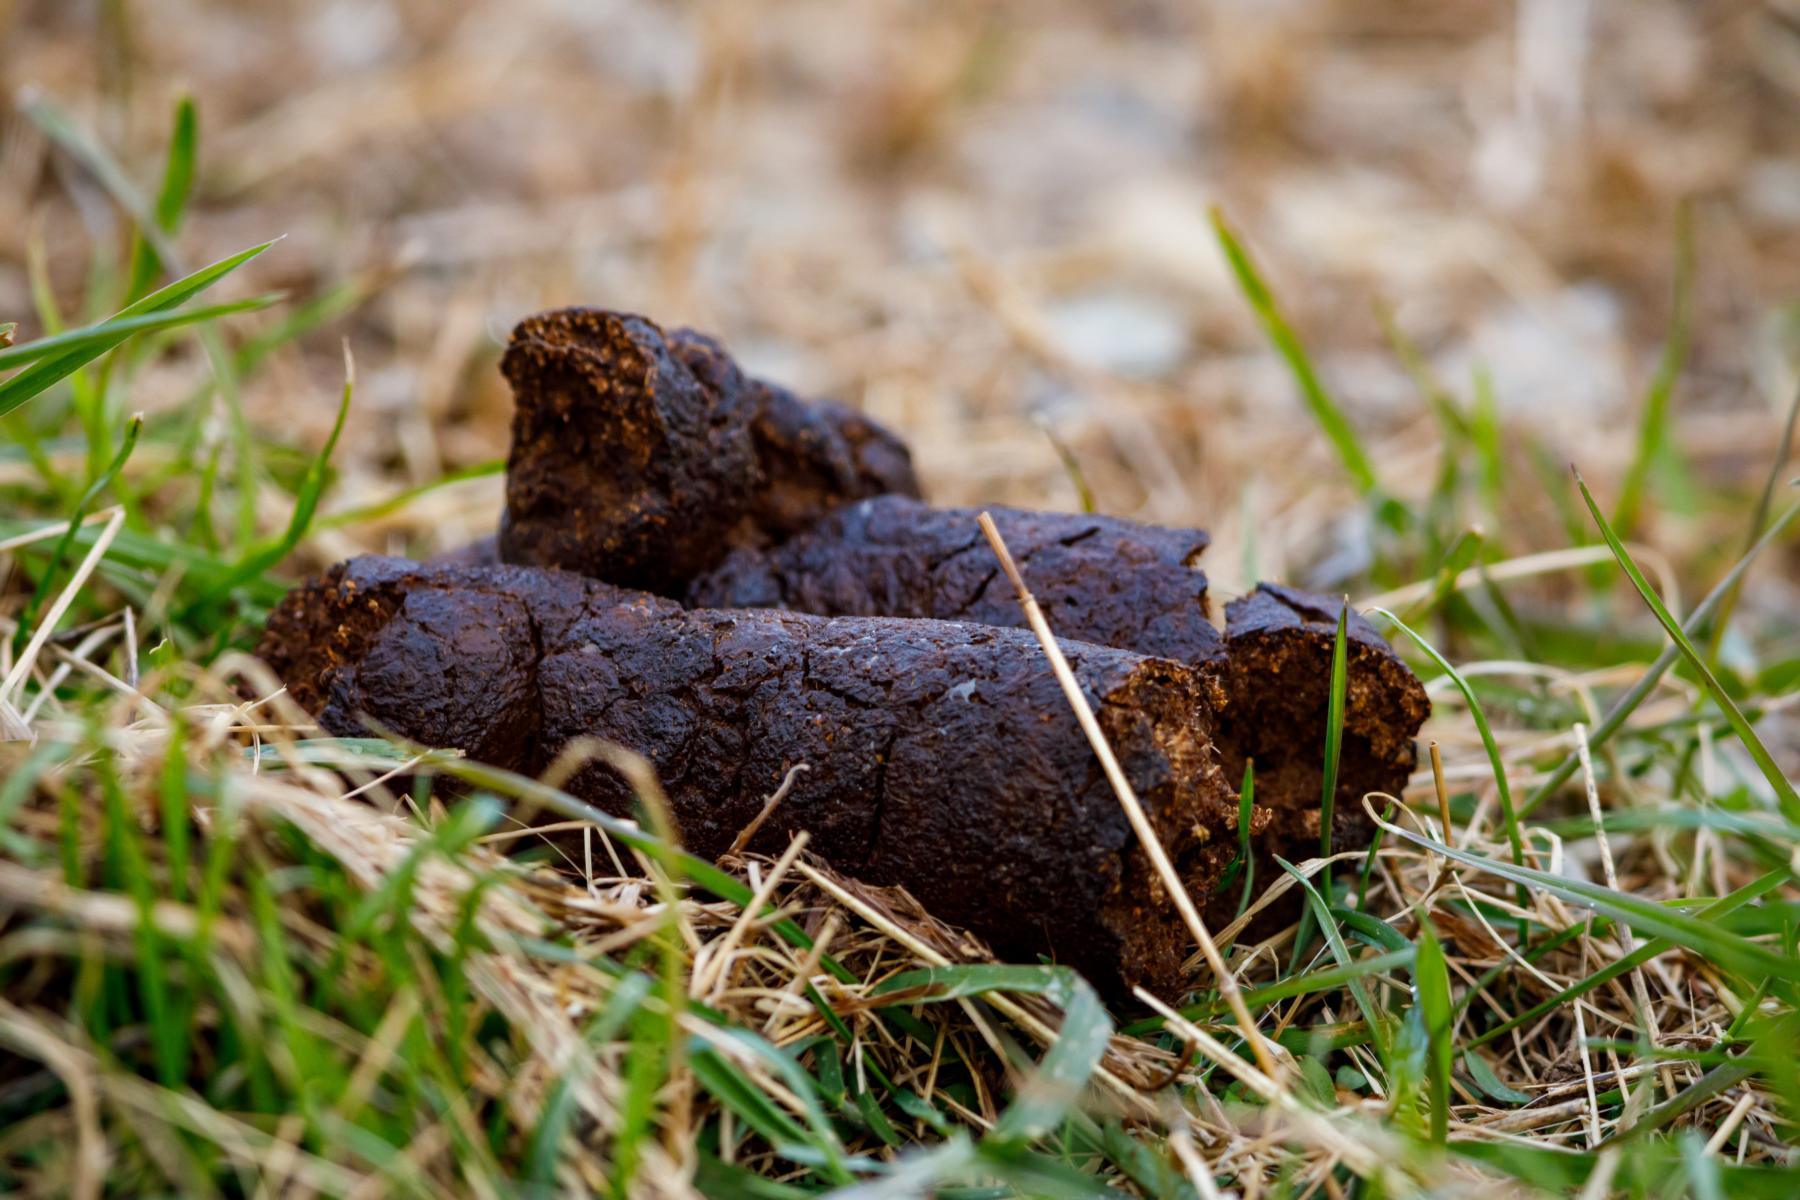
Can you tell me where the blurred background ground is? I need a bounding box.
[2,0,1796,596]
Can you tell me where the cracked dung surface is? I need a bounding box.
[497,308,919,594]
[688,494,1223,669]
[259,555,1238,999]
[689,502,1429,932]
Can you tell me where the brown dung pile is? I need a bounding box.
[260,308,1429,999]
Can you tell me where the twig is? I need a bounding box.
[0,506,127,713]
[1577,722,1666,1109]
[727,763,811,857]
[692,831,811,1000]
[978,511,1283,1083]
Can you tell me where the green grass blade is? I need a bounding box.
[1463,1050,1530,1105]
[233,275,370,377]
[0,240,277,418]
[1471,367,1504,521]
[702,1027,852,1179]
[153,97,198,232]
[1320,604,1349,859]
[1413,917,1453,1142]
[1334,906,1409,954]
[317,458,504,531]
[1372,815,1800,992]
[1278,858,1391,1067]
[1355,800,1397,912]
[25,232,64,336]
[0,294,283,369]
[1213,759,1257,918]
[1121,948,1415,1038]
[1039,421,1097,514]
[1403,526,1484,625]
[687,1047,817,1167]
[1373,298,1470,441]
[1370,607,1526,879]
[1289,607,1351,973]
[1680,1131,1727,1200]
[1211,207,1380,495]
[1523,495,1800,815]
[1469,869,1788,1047]
[181,350,352,613]
[125,95,199,299]
[990,973,1112,1146]
[1613,204,1695,537]
[1575,469,1800,823]
[23,91,182,272]
[1706,380,1800,669]
[871,963,1090,1007]
[0,519,291,608]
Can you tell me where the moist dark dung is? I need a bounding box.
[1214,583,1431,887]
[687,494,1223,668]
[688,496,1429,873]
[280,305,1432,990]
[259,556,1244,999]
[497,309,763,595]
[498,309,919,592]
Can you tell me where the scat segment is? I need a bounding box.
[260,555,1239,999]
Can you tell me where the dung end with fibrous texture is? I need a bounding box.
[498,309,764,595]
[1215,583,1431,867]
[498,309,920,593]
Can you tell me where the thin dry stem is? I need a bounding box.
[977,510,1284,1084]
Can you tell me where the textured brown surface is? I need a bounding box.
[498,309,919,592]
[743,386,923,541]
[259,555,1241,998]
[497,309,763,594]
[688,496,1428,871]
[1216,583,1431,875]
[688,494,1222,667]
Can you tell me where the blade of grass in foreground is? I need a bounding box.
[525,973,652,1189]
[871,963,1090,1007]
[990,971,1112,1146]
[0,295,283,370]
[0,240,277,418]
[1413,917,1453,1143]
[1575,469,1800,823]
